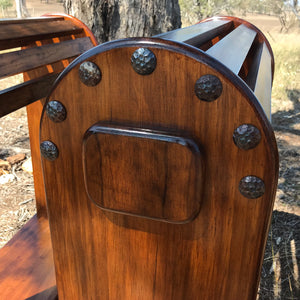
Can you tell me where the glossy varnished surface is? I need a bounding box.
[0,216,56,299]
[41,38,278,299]
[83,125,203,223]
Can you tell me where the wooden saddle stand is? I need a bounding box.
[0,14,278,299]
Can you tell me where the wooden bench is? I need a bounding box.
[0,16,278,299]
[0,13,97,299]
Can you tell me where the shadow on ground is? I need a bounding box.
[259,210,300,299]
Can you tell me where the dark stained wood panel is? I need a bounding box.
[0,73,58,117]
[40,39,278,299]
[206,24,257,74]
[0,20,83,50]
[0,216,56,299]
[156,20,233,48]
[83,125,203,223]
[0,37,93,78]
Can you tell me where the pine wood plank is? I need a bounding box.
[0,73,58,117]
[206,24,257,74]
[0,216,56,299]
[0,37,93,78]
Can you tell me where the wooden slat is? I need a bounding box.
[0,216,56,299]
[206,24,257,74]
[0,20,83,50]
[156,20,233,48]
[0,37,93,78]
[253,43,272,120]
[0,73,58,117]
[0,16,63,25]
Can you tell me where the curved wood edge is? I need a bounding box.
[42,13,98,47]
[45,38,278,164]
[41,37,279,298]
[199,16,275,80]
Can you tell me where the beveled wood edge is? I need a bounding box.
[200,16,275,79]
[83,123,202,224]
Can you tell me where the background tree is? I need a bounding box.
[64,0,181,43]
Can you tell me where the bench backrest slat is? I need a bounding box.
[0,19,84,50]
[156,19,233,48]
[0,37,93,79]
[206,24,257,74]
[253,43,272,119]
[0,73,58,117]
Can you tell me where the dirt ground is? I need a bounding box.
[0,3,299,299]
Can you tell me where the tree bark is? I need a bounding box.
[64,0,181,43]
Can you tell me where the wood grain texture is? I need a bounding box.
[0,20,83,50]
[0,73,58,117]
[23,14,98,217]
[83,125,203,223]
[0,216,56,299]
[0,37,93,78]
[40,38,278,299]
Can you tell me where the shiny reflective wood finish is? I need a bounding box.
[0,216,56,299]
[158,16,274,120]
[83,125,203,223]
[0,14,97,299]
[40,37,278,299]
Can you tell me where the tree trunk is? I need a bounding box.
[64,0,181,43]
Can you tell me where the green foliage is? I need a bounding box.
[0,0,13,10]
[179,0,299,30]
[179,0,247,24]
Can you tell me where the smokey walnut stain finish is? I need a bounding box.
[0,216,56,299]
[40,36,278,299]
[83,125,203,223]
[0,13,97,298]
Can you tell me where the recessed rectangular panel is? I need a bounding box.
[83,125,203,223]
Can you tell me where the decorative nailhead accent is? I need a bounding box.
[40,141,59,161]
[233,124,261,150]
[78,61,102,86]
[131,48,157,75]
[194,74,223,101]
[239,176,265,199]
[46,101,67,123]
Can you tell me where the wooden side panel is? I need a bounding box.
[0,216,56,299]
[40,40,278,299]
